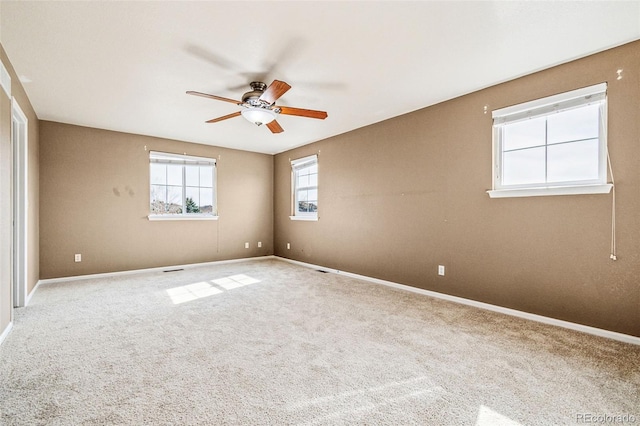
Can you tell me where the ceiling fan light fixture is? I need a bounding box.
[241,107,276,126]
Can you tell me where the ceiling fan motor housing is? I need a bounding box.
[242,81,270,107]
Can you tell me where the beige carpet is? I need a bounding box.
[0,258,638,425]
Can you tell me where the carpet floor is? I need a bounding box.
[0,258,638,425]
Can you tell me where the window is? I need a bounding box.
[290,154,318,221]
[489,83,612,198]
[149,151,217,220]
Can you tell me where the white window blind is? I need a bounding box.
[149,151,216,166]
[492,83,607,126]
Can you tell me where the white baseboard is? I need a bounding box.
[277,256,640,346]
[37,255,277,285]
[0,321,13,346]
[30,254,640,345]
[25,280,42,307]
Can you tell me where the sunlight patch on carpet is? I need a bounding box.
[287,376,446,423]
[475,405,523,426]
[166,274,261,304]
[166,281,223,304]
[212,274,261,290]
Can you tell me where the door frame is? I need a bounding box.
[11,98,28,308]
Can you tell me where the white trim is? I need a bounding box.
[11,98,28,309]
[37,256,277,285]
[487,183,613,198]
[492,83,607,120]
[277,256,640,346]
[0,60,11,98]
[289,215,318,221]
[0,322,13,347]
[25,280,43,306]
[291,154,317,169]
[148,215,219,221]
[149,150,216,165]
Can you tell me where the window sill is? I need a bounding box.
[148,215,219,221]
[487,184,613,199]
[289,215,318,221]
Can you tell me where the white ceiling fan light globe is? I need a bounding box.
[241,107,276,126]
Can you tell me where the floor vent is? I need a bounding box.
[163,268,184,273]
[317,270,329,273]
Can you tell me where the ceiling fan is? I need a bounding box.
[187,80,328,133]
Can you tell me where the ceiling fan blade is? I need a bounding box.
[205,111,242,123]
[277,106,328,120]
[259,80,291,105]
[266,120,284,134]
[187,91,241,105]
[184,44,243,73]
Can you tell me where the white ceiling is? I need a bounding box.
[1,1,639,154]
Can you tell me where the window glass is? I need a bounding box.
[149,152,216,217]
[291,155,318,218]
[492,83,607,193]
[150,185,166,213]
[185,166,199,186]
[547,139,599,183]
[547,104,599,145]
[200,188,214,213]
[200,166,213,187]
[150,164,166,185]
[503,117,546,151]
[502,147,546,186]
[167,165,182,186]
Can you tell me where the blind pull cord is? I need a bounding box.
[607,148,617,261]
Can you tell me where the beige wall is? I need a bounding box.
[275,40,640,337]
[0,43,40,337]
[39,122,273,279]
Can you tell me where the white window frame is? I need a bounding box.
[290,154,318,221]
[148,151,218,221]
[488,83,612,198]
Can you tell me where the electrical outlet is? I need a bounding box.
[245,242,249,249]
[287,243,291,250]
[74,254,82,263]
[258,241,262,248]
[438,265,445,276]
